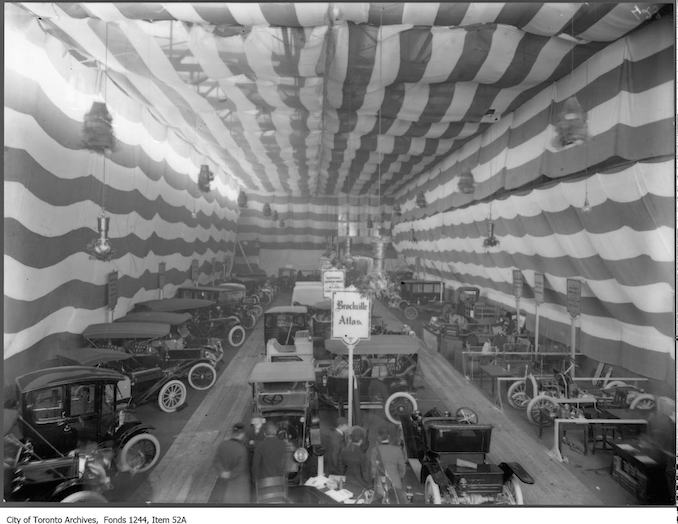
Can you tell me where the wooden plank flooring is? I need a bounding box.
[143,301,604,505]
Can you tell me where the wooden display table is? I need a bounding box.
[610,440,672,503]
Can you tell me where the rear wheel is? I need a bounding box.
[250,304,264,318]
[228,325,247,347]
[526,394,558,425]
[260,292,272,306]
[384,391,417,425]
[398,300,409,311]
[403,305,419,321]
[187,362,217,390]
[424,475,442,505]
[117,432,160,473]
[157,379,187,413]
[240,312,257,331]
[507,380,529,409]
[501,477,523,505]
[629,393,656,410]
[60,491,107,503]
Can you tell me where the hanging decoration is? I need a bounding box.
[86,214,115,261]
[410,228,417,242]
[393,204,402,217]
[458,172,475,194]
[198,165,214,192]
[237,190,248,208]
[582,181,591,213]
[279,218,286,228]
[416,191,427,208]
[483,221,499,248]
[263,203,272,216]
[82,102,116,152]
[273,210,279,221]
[553,97,588,147]
[367,216,373,230]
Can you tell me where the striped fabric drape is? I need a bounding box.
[4,7,239,370]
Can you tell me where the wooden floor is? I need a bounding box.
[142,300,603,505]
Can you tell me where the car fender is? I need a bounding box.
[50,479,88,501]
[115,422,156,447]
[421,461,450,488]
[309,416,322,447]
[499,462,534,484]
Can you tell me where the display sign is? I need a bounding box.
[534,272,544,304]
[191,259,199,281]
[107,271,118,310]
[158,262,166,289]
[331,287,371,346]
[323,269,346,299]
[512,269,523,299]
[566,278,582,318]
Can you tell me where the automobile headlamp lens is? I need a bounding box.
[293,448,309,463]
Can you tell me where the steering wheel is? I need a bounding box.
[260,394,284,406]
[455,407,478,424]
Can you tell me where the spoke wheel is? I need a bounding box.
[455,407,478,424]
[404,305,419,320]
[629,393,656,410]
[117,433,160,473]
[384,391,417,425]
[507,380,529,409]
[157,379,187,413]
[187,362,217,390]
[241,312,257,331]
[424,475,442,505]
[60,490,107,503]
[228,325,247,347]
[526,394,558,425]
[260,292,272,306]
[501,477,524,505]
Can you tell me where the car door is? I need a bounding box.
[22,385,78,456]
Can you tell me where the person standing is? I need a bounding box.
[369,426,407,503]
[252,421,288,482]
[214,423,251,504]
[338,427,371,494]
[320,416,349,475]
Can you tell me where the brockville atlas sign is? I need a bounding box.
[331,287,371,346]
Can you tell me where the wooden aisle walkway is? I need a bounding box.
[143,326,263,503]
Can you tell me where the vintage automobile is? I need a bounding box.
[133,296,248,347]
[52,345,187,414]
[277,267,297,291]
[264,306,312,346]
[248,361,322,484]
[176,284,260,330]
[395,280,446,321]
[84,321,216,392]
[319,336,422,424]
[9,366,160,478]
[400,408,534,505]
[115,311,223,368]
[228,273,274,306]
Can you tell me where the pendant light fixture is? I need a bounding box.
[483,204,499,248]
[458,171,475,194]
[263,202,272,216]
[198,164,214,192]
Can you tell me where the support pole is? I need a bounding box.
[570,319,577,378]
[347,343,355,426]
[534,304,540,354]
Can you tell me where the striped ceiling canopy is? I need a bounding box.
[20,2,664,197]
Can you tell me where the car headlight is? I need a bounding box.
[293,448,309,463]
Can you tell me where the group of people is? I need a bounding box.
[321,417,409,503]
[213,416,410,504]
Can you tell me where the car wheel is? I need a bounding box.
[250,304,264,318]
[187,362,217,391]
[117,433,161,473]
[157,379,187,413]
[629,393,656,410]
[455,407,478,424]
[398,300,409,311]
[526,394,558,425]
[403,305,418,321]
[228,325,247,347]
[241,312,257,331]
[424,475,442,505]
[260,292,272,306]
[507,380,529,409]
[60,490,108,503]
[501,477,524,505]
[384,391,417,425]
[601,380,627,391]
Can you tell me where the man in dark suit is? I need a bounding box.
[320,416,349,475]
[213,422,251,503]
[252,421,288,481]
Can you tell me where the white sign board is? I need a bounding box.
[323,269,346,299]
[331,287,371,346]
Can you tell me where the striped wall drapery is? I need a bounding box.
[4,8,239,366]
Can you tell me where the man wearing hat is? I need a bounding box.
[320,416,350,475]
[214,422,250,503]
[338,426,371,494]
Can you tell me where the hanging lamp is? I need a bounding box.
[198,164,214,192]
[273,210,279,221]
[416,191,427,208]
[458,172,475,194]
[483,206,499,248]
[263,203,272,216]
[237,190,248,208]
[83,101,115,152]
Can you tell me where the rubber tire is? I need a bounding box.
[157,379,187,413]
[384,391,418,425]
[117,432,161,473]
[398,300,409,311]
[507,380,528,409]
[424,475,442,504]
[60,490,108,503]
[187,362,217,391]
[503,477,524,505]
[602,380,627,390]
[629,393,656,410]
[260,292,272,306]
[228,324,247,347]
[250,304,264,318]
[526,394,558,425]
[403,305,419,321]
[241,312,257,331]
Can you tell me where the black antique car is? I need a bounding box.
[248,361,322,484]
[277,267,297,291]
[176,284,259,331]
[227,273,274,306]
[319,336,421,424]
[8,366,160,487]
[264,306,311,347]
[396,280,446,321]
[400,408,534,505]
[133,296,248,347]
[79,326,187,413]
[83,321,216,392]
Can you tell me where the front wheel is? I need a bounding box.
[403,305,419,321]
[507,380,529,409]
[187,362,217,391]
[117,432,161,473]
[60,491,107,503]
[157,379,187,413]
[228,324,247,347]
[240,312,257,331]
[424,475,442,505]
[526,394,558,425]
[260,292,272,306]
[384,391,417,425]
[250,304,264,318]
[629,393,656,410]
[501,477,524,505]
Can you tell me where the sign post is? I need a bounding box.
[512,269,523,334]
[107,271,118,322]
[322,269,345,299]
[534,273,544,353]
[331,286,371,427]
[566,279,582,378]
